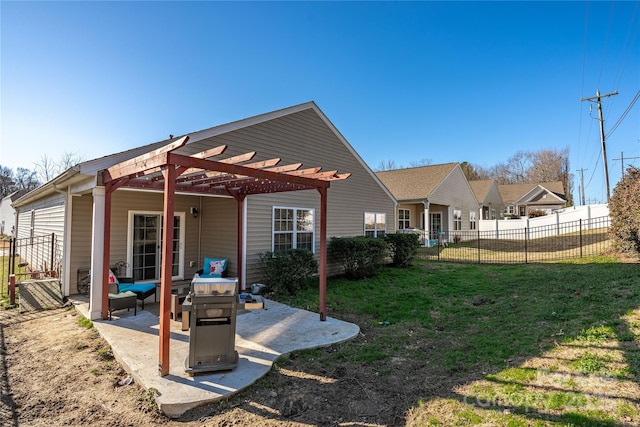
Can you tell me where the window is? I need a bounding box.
[453,209,462,231]
[364,212,386,238]
[398,209,410,229]
[470,211,477,230]
[507,205,515,214]
[273,207,314,252]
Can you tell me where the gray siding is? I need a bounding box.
[199,196,238,277]
[429,167,478,232]
[14,193,66,279]
[69,195,93,293]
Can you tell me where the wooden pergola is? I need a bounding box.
[100,136,350,375]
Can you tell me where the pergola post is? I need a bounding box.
[319,187,327,321]
[236,197,245,293]
[159,166,176,376]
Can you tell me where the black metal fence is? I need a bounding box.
[0,233,61,296]
[416,216,611,264]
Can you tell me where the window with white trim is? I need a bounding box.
[453,209,462,231]
[364,212,386,238]
[470,211,477,230]
[273,207,315,252]
[398,209,410,229]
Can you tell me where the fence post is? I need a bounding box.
[9,274,15,306]
[579,218,583,258]
[524,227,528,263]
[477,228,481,264]
[9,237,15,276]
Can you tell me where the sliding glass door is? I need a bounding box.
[128,212,185,281]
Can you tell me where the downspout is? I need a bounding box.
[54,185,72,297]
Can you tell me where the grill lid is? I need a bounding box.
[191,276,238,295]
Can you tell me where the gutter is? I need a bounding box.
[13,167,82,208]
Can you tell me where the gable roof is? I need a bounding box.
[375,163,458,200]
[2,190,28,203]
[469,179,495,203]
[15,102,395,206]
[498,181,565,205]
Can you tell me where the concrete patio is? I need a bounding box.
[73,298,360,418]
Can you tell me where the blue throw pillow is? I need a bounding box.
[203,258,227,277]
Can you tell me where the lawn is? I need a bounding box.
[273,256,640,426]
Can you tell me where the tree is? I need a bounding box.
[34,152,84,183]
[470,147,574,205]
[460,161,483,181]
[609,166,640,258]
[408,158,432,168]
[375,159,397,171]
[14,168,40,191]
[0,166,16,198]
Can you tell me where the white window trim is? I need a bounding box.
[470,211,477,230]
[126,210,185,281]
[272,206,316,253]
[364,212,386,238]
[398,208,410,229]
[453,209,462,231]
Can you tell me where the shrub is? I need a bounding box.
[258,249,318,296]
[528,209,548,218]
[385,233,420,267]
[329,236,388,280]
[609,166,640,258]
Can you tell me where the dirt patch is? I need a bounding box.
[0,307,427,426]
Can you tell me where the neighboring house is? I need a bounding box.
[0,190,27,236]
[375,163,479,243]
[13,102,396,321]
[498,181,567,217]
[469,179,504,220]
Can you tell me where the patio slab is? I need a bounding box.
[74,298,359,418]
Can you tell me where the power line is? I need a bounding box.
[606,89,640,138]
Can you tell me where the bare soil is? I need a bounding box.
[0,306,417,427]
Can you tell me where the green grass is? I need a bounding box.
[278,258,640,426]
[77,316,93,329]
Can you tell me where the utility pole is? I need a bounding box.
[576,168,587,205]
[612,152,640,177]
[581,89,618,203]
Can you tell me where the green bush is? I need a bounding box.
[528,209,548,218]
[258,249,318,296]
[609,166,640,258]
[385,233,420,267]
[329,236,388,280]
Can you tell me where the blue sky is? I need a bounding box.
[1,1,638,204]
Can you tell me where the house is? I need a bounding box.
[498,181,567,217]
[13,102,396,324]
[469,179,504,220]
[375,163,479,243]
[0,190,27,236]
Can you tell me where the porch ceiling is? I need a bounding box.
[101,136,351,198]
